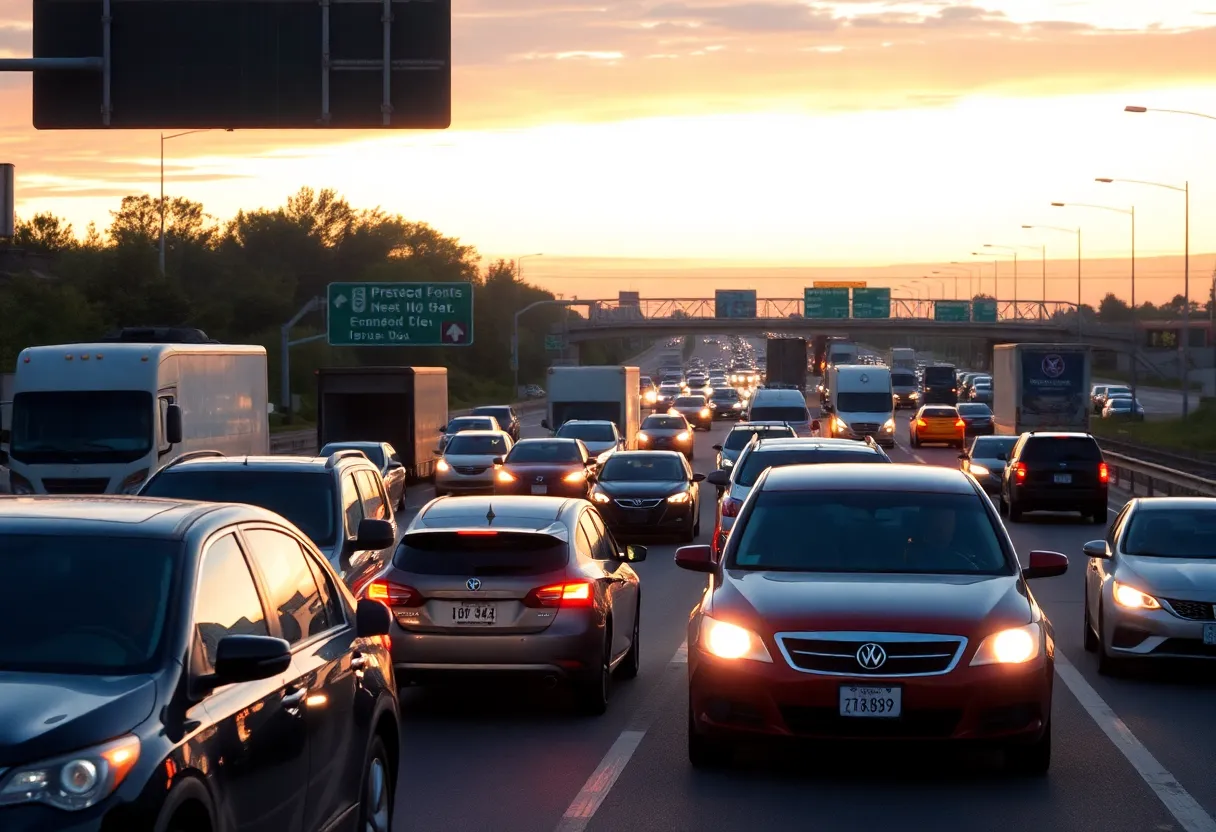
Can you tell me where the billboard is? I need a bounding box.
[1020,348,1088,428]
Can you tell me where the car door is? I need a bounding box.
[189,532,308,832]
[336,472,369,589]
[348,468,394,593]
[381,443,405,506]
[240,525,367,832]
[581,511,634,661]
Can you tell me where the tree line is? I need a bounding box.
[0,187,632,419]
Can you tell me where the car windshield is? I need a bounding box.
[1019,437,1101,463]
[472,407,512,424]
[724,426,795,450]
[395,532,569,576]
[971,437,1017,458]
[973,378,992,387]
[141,470,338,546]
[1123,509,1216,558]
[891,372,916,386]
[445,434,510,455]
[923,367,956,386]
[728,490,1010,574]
[836,392,893,412]
[712,389,740,401]
[660,384,681,392]
[507,441,583,463]
[0,535,177,673]
[601,455,685,481]
[1106,387,1131,396]
[674,397,706,407]
[9,390,154,464]
[449,419,493,432]
[957,404,991,417]
[642,416,686,430]
[556,423,616,442]
[736,449,884,487]
[748,406,809,423]
[320,443,385,467]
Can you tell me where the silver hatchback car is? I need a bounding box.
[364,496,647,714]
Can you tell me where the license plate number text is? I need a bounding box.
[1204,624,1216,646]
[1054,474,1072,484]
[839,686,901,718]
[531,485,547,495]
[453,603,496,625]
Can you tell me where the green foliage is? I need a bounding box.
[1091,399,1216,453]
[0,187,583,408]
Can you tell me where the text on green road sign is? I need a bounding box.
[328,282,474,346]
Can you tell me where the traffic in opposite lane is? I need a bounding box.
[389,337,1216,832]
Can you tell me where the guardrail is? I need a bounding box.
[1104,451,1216,499]
[268,398,548,456]
[1096,436,1216,479]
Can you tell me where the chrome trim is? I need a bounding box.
[614,497,663,509]
[774,631,969,677]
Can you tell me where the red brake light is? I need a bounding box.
[1098,462,1109,483]
[524,581,594,608]
[365,579,424,608]
[955,419,965,427]
[458,530,498,536]
[721,497,743,518]
[916,418,928,427]
[1015,462,1027,480]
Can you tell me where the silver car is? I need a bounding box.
[554,419,625,457]
[365,495,646,713]
[434,430,513,496]
[1084,497,1216,674]
[959,435,1018,494]
[438,415,502,452]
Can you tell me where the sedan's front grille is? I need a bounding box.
[41,477,110,494]
[614,498,663,509]
[850,423,881,434]
[776,632,966,677]
[1164,599,1216,621]
[454,466,487,475]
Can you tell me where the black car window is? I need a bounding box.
[836,392,893,412]
[557,423,617,442]
[341,473,364,538]
[724,426,795,450]
[923,367,956,387]
[891,372,916,386]
[354,469,389,520]
[243,528,332,643]
[395,532,569,575]
[193,534,270,671]
[642,416,686,430]
[957,404,991,416]
[0,534,179,674]
[674,397,706,407]
[472,407,513,425]
[921,407,958,418]
[736,449,885,486]
[748,406,809,422]
[446,434,510,455]
[507,441,583,463]
[320,443,385,467]
[304,545,346,627]
[729,490,1010,575]
[1122,509,1216,558]
[970,436,1017,458]
[601,455,685,481]
[141,470,339,547]
[1019,437,1102,463]
[585,511,616,561]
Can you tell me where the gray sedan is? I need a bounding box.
[1084,497,1216,674]
[959,435,1018,494]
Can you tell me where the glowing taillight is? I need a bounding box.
[721,497,743,518]
[916,418,928,427]
[1015,462,1027,480]
[1098,462,1109,483]
[365,580,423,607]
[497,470,515,483]
[955,419,965,427]
[524,581,594,608]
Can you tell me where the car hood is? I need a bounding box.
[573,440,617,454]
[0,672,158,766]
[1120,555,1216,595]
[714,571,1029,637]
[597,480,685,497]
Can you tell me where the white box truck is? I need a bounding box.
[825,364,896,447]
[992,343,1091,436]
[542,366,642,448]
[827,340,859,369]
[889,347,916,372]
[2,341,269,495]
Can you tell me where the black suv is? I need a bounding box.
[998,432,1108,524]
[139,450,398,596]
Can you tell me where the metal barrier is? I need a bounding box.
[1104,451,1216,499]
[1097,436,1216,480]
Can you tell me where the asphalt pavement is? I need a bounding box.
[389,337,1216,832]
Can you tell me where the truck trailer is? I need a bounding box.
[764,337,808,391]
[991,343,1091,435]
[542,366,641,448]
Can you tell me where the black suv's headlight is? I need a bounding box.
[0,735,141,811]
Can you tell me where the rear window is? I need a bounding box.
[891,372,916,386]
[922,407,958,418]
[724,426,796,450]
[736,449,885,486]
[923,367,956,386]
[1019,436,1102,463]
[956,404,991,416]
[642,416,686,430]
[971,436,1017,457]
[674,397,706,407]
[507,441,583,463]
[748,406,809,423]
[394,532,569,576]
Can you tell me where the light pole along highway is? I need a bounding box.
[1022,223,1083,340]
[159,128,231,275]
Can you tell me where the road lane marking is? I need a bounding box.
[555,640,688,832]
[1054,652,1216,832]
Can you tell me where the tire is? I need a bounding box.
[998,492,1009,516]
[574,630,611,715]
[1091,504,1109,525]
[1083,600,1098,652]
[1006,721,1051,776]
[1096,604,1119,676]
[616,612,640,680]
[357,735,394,832]
[688,705,732,768]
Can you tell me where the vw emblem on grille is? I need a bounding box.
[856,643,887,669]
[624,498,641,507]
[535,475,544,483]
[466,578,482,591]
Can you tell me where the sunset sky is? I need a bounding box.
[3,0,1216,304]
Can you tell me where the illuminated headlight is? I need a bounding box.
[882,418,895,432]
[0,735,140,811]
[969,463,991,477]
[700,408,711,418]
[436,459,450,472]
[563,470,587,483]
[732,401,742,409]
[667,491,691,504]
[833,416,849,433]
[675,431,691,441]
[721,458,734,467]
[970,622,1042,666]
[698,615,773,662]
[910,391,920,399]
[1113,581,1161,610]
[637,432,649,442]
[644,391,657,403]
[590,490,610,504]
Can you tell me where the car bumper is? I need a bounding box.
[389,609,602,680]
[1012,484,1107,511]
[915,430,964,444]
[495,482,587,499]
[598,500,695,535]
[436,471,495,491]
[973,472,1002,493]
[964,424,994,436]
[689,647,1052,744]
[1103,597,1216,660]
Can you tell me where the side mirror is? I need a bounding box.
[1023,550,1069,580]
[437,426,447,433]
[675,544,716,573]
[356,597,393,637]
[712,444,722,452]
[706,470,730,487]
[165,404,184,445]
[622,544,648,563]
[811,419,821,431]
[211,634,291,685]
[692,473,706,483]
[1082,540,1111,559]
[541,419,551,430]
[354,518,395,551]
[492,457,504,466]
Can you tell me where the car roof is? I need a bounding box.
[445,429,510,439]
[159,455,364,472]
[607,450,683,460]
[513,437,581,444]
[734,421,793,429]
[1130,497,1216,512]
[761,463,974,493]
[1022,431,1095,440]
[558,419,614,425]
[472,404,512,410]
[0,495,283,539]
[752,437,868,448]
[450,414,494,422]
[412,496,577,532]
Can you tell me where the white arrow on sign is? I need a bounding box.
[445,323,465,342]
[334,294,348,308]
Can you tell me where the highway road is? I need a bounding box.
[388,337,1216,832]
[1094,378,1191,420]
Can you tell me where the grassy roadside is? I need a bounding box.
[1091,401,1216,453]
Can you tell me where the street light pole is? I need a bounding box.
[158,128,229,275]
[1023,223,1083,339]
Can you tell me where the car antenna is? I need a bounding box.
[486,505,496,525]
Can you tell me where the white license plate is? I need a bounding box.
[1054,473,1072,484]
[839,686,901,718]
[452,603,496,625]
[1204,624,1216,645]
[531,484,547,495]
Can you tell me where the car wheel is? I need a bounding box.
[616,612,640,680]
[1006,720,1051,775]
[688,705,732,768]
[574,630,611,715]
[1083,599,1098,652]
[357,735,394,832]
[998,492,1009,516]
[1096,604,1120,676]
[681,521,696,543]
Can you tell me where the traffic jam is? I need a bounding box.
[1,331,1214,832]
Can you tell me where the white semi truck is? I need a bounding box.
[542,366,642,449]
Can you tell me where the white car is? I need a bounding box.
[435,430,513,496]
[554,419,625,458]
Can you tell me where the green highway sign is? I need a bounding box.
[327,282,474,347]
[804,288,850,318]
[972,299,998,323]
[545,334,565,351]
[715,289,757,318]
[934,300,971,322]
[852,288,891,319]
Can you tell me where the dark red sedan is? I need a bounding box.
[675,463,1068,774]
[493,438,597,499]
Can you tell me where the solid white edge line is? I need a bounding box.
[1053,652,1216,832]
[554,640,687,832]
